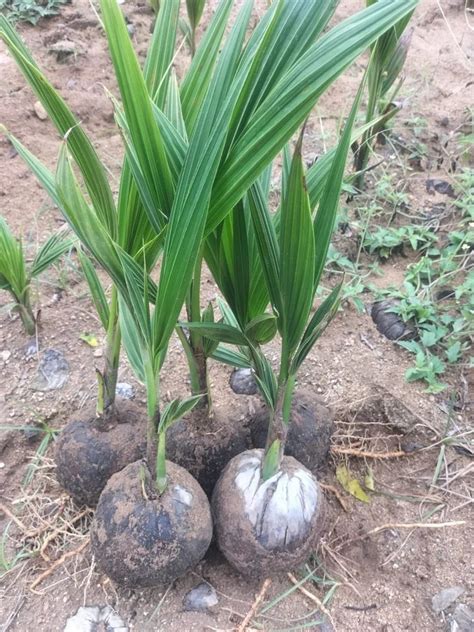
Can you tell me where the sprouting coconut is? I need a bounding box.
[53,283,145,507]
[168,299,249,496]
[91,458,212,587]
[211,108,361,575]
[212,449,324,576]
[250,390,334,473]
[90,357,213,587]
[55,397,145,507]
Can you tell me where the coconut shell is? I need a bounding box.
[212,449,325,577]
[90,460,213,587]
[251,391,334,472]
[54,398,145,507]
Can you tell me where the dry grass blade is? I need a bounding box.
[287,572,335,630]
[237,578,272,632]
[29,538,89,592]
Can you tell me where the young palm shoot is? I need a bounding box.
[183,0,206,56]
[0,1,180,506]
[353,0,415,190]
[90,256,211,587]
[0,216,71,336]
[205,93,361,577]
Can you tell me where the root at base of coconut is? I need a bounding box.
[54,398,145,507]
[90,459,213,587]
[250,391,334,472]
[212,449,325,578]
[166,407,250,497]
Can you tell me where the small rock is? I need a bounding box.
[116,382,134,400]
[432,587,464,614]
[127,23,135,36]
[426,178,456,199]
[1,350,11,362]
[32,349,69,391]
[64,605,128,632]
[451,603,474,631]
[93,348,103,358]
[371,300,416,341]
[229,368,258,395]
[33,101,48,121]
[183,582,218,612]
[24,339,38,359]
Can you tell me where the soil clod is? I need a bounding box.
[371,300,416,341]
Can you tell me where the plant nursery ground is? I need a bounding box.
[0,0,473,630]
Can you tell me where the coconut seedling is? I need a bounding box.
[353,0,415,190]
[90,253,212,587]
[187,78,365,575]
[162,0,419,496]
[86,0,417,586]
[182,0,206,56]
[0,0,181,506]
[0,216,71,335]
[168,0,341,495]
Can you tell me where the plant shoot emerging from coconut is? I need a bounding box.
[0,215,72,336]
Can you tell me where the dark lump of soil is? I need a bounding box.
[54,397,146,507]
[250,390,334,472]
[166,406,250,497]
[90,459,213,588]
[212,449,326,578]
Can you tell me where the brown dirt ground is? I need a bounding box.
[1,1,473,631]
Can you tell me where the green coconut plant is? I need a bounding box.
[185,77,366,575]
[2,0,418,572]
[0,215,71,335]
[353,0,415,190]
[0,0,181,506]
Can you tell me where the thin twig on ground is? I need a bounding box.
[320,483,350,512]
[29,538,89,592]
[0,502,29,533]
[331,446,409,459]
[287,572,336,630]
[237,578,271,632]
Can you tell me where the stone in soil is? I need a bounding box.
[64,605,128,631]
[212,449,325,577]
[183,582,218,612]
[371,300,416,341]
[426,178,456,198]
[229,368,258,395]
[431,586,465,614]
[32,348,69,391]
[54,398,145,506]
[250,390,334,472]
[451,604,474,631]
[115,382,134,399]
[90,460,213,587]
